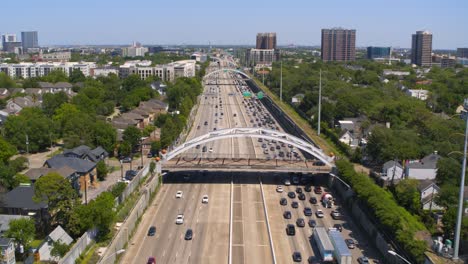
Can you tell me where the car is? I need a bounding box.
[333,224,343,232]
[147,226,156,236]
[358,256,370,264]
[304,185,312,192]
[280,198,287,206]
[125,170,138,180]
[283,211,292,219]
[176,191,183,198]
[308,219,317,227]
[292,251,302,262]
[298,193,306,200]
[184,229,193,240]
[286,224,295,235]
[276,186,283,193]
[209,147,213,152]
[309,197,318,204]
[315,209,324,218]
[147,152,153,158]
[345,239,355,249]
[176,214,184,224]
[121,156,132,163]
[331,210,342,220]
[284,179,291,186]
[314,186,322,194]
[307,256,320,264]
[295,187,303,194]
[303,207,313,216]
[202,195,209,204]
[296,218,305,227]
[287,192,296,199]
[313,161,326,166]
[202,146,207,152]
[291,201,299,208]
[147,257,156,264]
[204,121,208,125]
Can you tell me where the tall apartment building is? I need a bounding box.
[21,31,39,50]
[411,31,433,67]
[256,33,277,49]
[122,42,148,57]
[367,46,391,60]
[457,48,468,59]
[321,28,356,62]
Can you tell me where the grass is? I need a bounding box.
[30,239,43,249]
[46,149,63,158]
[115,192,140,223]
[75,242,101,264]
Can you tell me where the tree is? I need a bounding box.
[150,140,161,155]
[119,141,132,157]
[436,158,462,186]
[14,174,31,185]
[123,126,142,150]
[122,74,146,91]
[87,192,115,237]
[50,241,71,258]
[42,92,69,117]
[69,69,86,83]
[149,161,156,176]
[5,218,35,251]
[92,121,117,154]
[96,160,108,181]
[0,136,16,163]
[22,77,40,88]
[34,173,80,227]
[394,179,421,214]
[8,156,28,173]
[42,69,68,83]
[0,162,16,191]
[0,72,16,88]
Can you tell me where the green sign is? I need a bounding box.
[242,91,251,98]
[257,92,264,99]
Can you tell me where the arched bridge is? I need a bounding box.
[161,128,335,173]
[203,68,250,81]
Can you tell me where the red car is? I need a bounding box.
[147,257,156,264]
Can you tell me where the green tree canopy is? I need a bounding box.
[0,136,16,163]
[123,126,142,150]
[42,69,68,83]
[5,218,35,251]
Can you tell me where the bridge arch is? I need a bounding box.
[203,68,250,80]
[162,128,334,167]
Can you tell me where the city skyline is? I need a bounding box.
[0,0,467,49]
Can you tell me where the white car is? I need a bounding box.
[284,179,291,186]
[276,186,283,193]
[176,191,183,198]
[202,195,209,204]
[176,214,184,224]
[315,209,324,218]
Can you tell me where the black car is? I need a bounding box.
[296,187,303,194]
[313,161,325,166]
[292,251,302,262]
[184,229,193,240]
[125,170,138,180]
[286,224,295,236]
[202,146,207,152]
[309,197,318,204]
[287,192,296,199]
[304,185,312,192]
[333,224,343,232]
[303,207,313,216]
[314,186,322,194]
[298,193,306,200]
[147,226,156,236]
[308,219,317,228]
[291,201,299,208]
[280,198,287,206]
[283,211,292,219]
[146,152,153,158]
[296,218,305,227]
[121,156,132,163]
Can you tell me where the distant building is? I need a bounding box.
[92,67,119,78]
[21,31,39,50]
[40,51,71,62]
[256,33,277,49]
[457,48,468,59]
[119,59,196,81]
[381,160,404,182]
[367,46,391,59]
[190,53,207,62]
[411,31,433,67]
[2,42,22,54]
[417,180,443,211]
[321,28,356,62]
[440,57,456,68]
[405,152,441,180]
[38,225,73,262]
[0,62,96,79]
[122,42,148,57]
[246,49,279,66]
[405,89,429,101]
[0,237,16,264]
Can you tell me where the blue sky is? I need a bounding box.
[1,0,467,49]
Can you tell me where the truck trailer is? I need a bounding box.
[329,230,352,264]
[313,227,335,262]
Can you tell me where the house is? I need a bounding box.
[24,167,77,189]
[464,186,468,216]
[44,155,97,192]
[381,160,404,182]
[405,89,429,101]
[62,145,108,163]
[0,89,10,99]
[338,130,359,148]
[0,111,8,126]
[0,237,16,264]
[0,215,30,235]
[5,96,41,114]
[291,94,305,105]
[337,120,357,132]
[37,225,73,262]
[417,180,443,211]
[405,152,441,180]
[0,185,48,224]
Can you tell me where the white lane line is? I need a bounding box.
[228,178,233,264]
[259,177,277,264]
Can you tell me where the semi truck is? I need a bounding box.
[329,230,352,264]
[313,227,335,262]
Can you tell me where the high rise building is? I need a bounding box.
[411,31,432,67]
[457,48,468,59]
[21,31,39,50]
[367,47,391,60]
[256,33,277,50]
[2,34,17,43]
[321,28,356,62]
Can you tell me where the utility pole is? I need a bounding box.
[317,69,322,136]
[280,61,283,102]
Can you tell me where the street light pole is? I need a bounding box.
[388,250,411,264]
[280,61,283,102]
[317,69,322,136]
[453,98,468,260]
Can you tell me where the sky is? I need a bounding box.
[1,0,467,49]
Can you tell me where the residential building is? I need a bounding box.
[0,215,30,235]
[405,152,441,180]
[0,62,96,79]
[321,28,356,62]
[246,49,279,66]
[381,160,404,182]
[21,31,38,50]
[338,130,358,148]
[38,225,73,262]
[190,52,207,62]
[44,155,97,193]
[0,89,10,99]
[112,99,167,132]
[457,48,468,59]
[291,94,304,105]
[0,237,15,264]
[0,185,48,224]
[40,51,71,62]
[91,67,119,78]
[256,33,277,49]
[24,167,77,186]
[62,145,108,163]
[2,42,22,54]
[440,57,456,68]
[417,180,443,211]
[382,70,410,77]
[405,89,429,101]
[1,34,17,52]
[122,42,148,57]
[411,31,433,67]
[464,187,468,216]
[5,96,41,114]
[367,46,391,60]
[118,60,196,81]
